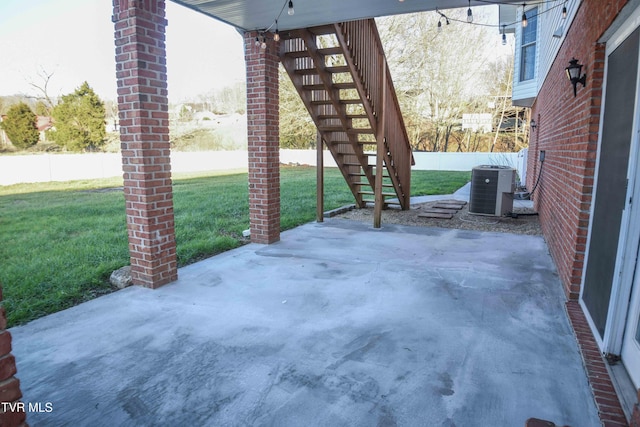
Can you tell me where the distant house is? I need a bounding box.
[0,114,53,146]
[36,116,54,141]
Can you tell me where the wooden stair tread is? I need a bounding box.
[317,47,343,55]
[308,25,337,35]
[295,68,318,75]
[333,82,356,89]
[353,183,394,188]
[319,126,373,133]
[284,50,311,58]
[418,212,454,219]
[317,114,368,120]
[358,191,396,197]
[302,83,356,90]
[363,200,401,206]
[326,66,350,73]
[302,84,327,90]
[311,99,363,105]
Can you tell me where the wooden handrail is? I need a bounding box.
[279,19,413,210]
[337,19,413,208]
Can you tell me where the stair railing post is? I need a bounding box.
[374,60,386,228]
[316,130,324,222]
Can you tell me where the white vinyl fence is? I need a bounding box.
[0,150,524,186]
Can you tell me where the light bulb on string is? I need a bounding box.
[467,0,473,23]
[501,26,507,45]
[261,36,267,50]
[522,3,528,28]
[562,3,567,19]
[437,19,442,33]
[288,0,294,16]
[274,20,280,42]
[255,36,260,47]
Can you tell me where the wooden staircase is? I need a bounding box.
[279,19,414,223]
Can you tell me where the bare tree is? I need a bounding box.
[378,9,503,151]
[26,67,57,115]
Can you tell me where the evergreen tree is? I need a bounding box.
[0,102,39,149]
[50,82,106,151]
[35,101,51,116]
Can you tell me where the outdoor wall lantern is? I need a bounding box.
[530,119,537,131]
[565,58,586,97]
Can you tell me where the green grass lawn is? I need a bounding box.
[0,167,469,327]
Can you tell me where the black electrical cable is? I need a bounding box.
[527,156,545,197]
[504,156,544,218]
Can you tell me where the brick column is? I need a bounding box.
[0,286,26,427]
[113,0,177,288]
[244,32,281,244]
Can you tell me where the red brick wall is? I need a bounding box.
[528,0,628,299]
[632,388,640,426]
[0,286,26,427]
[244,32,281,244]
[113,0,177,287]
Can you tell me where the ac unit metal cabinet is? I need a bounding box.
[469,165,516,216]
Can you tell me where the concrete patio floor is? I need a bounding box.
[11,217,600,426]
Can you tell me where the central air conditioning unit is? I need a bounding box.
[469,165,516,216]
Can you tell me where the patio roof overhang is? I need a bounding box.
[170,0,523,32]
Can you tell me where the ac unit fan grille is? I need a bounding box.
[470,170,499,214]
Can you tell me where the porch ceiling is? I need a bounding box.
[170,0,523,32]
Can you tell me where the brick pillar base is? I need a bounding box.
[0,285,26,427]
[113,0,177,287]
[244,31,280,244]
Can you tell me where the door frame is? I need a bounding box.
[580,4,640,356]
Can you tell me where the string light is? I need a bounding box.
[432,1,565,47]
[258,0,561,51]
[435,8,450,31]
[253,0,295,51]
[274,20,280,41]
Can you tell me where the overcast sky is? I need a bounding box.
[0,0,246,102]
